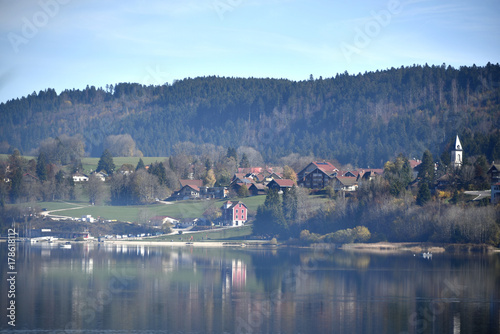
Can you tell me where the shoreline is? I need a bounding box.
[89,240,500,253]
[4,239,498,253]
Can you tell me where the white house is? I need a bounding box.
[81,215,95,223]
[73,173,89,182]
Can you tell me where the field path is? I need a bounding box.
[41,202,92,220]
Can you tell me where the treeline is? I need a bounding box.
[0,142,254,206]
[1,63,499,166]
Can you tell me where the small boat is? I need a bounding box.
[60,242,72,249]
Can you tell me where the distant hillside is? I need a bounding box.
[1,63,499,166]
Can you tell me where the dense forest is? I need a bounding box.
[1,63,499,167]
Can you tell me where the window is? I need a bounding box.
[236,209,238,213]
[236,215,238,219]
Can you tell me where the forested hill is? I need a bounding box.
[1,63,499,166]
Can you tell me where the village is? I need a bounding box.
[3,135,499,244]
[58,136,500,233]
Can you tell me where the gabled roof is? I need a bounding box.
[409,159,422,169]
[487,164,500,173]
[254,174,266,182]
[267,172,283,179]
[232,173,247,181]
[238,167,263,174]
[221,200,247,210]
[23,173,39,180]
[249,183,266,190]
[360,168,384,175]
[267,179,295,188]
[312,161,338,174]
[179,179,203,188]
[180,184,200,192]
[151,215,177,222]
[334,176,358,186]
[338,170,359,177]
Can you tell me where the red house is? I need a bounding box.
[221,201,248,226]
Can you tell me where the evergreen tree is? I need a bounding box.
[9,168,23,203]
[205,158,212,171]
[149,162,167,185]
[36,152,48,181]
[240,153,250,168]
[282,186,298,222]
[384,154,412,197]
[253,189,286,237]
[96,149,115,174]
[416,182,431,206]
[418,150,434,186]
[227,147,237,161]
[136,158,145,171]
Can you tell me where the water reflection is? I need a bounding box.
[0,243,499,334]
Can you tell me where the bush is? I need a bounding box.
[324,226,371,244]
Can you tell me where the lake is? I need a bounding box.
[1,242,499,333]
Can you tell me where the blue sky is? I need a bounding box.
[0,0,499,103]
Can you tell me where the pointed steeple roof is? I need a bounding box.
[454,135,462,151]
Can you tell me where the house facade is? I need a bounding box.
[488,164,500,204]
[297,161,338,189]
[176,184,200,199]
[492,183,500,204]
[220,201,248,226]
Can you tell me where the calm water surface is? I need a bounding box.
[1,243,499,333]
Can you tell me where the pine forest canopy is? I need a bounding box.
[1,63,499,167]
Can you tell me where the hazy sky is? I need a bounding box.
[0,0,499,103]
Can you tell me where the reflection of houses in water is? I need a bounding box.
[222,258,248,299]
[82,257,93,274]
[231,259,247,289]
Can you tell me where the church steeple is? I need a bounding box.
[451,135,463,168]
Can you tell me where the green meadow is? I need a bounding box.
[37,195,266,222]
[0,154,168,173]
[80,157,169,172]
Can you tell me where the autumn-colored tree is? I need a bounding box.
[283,165,297,184]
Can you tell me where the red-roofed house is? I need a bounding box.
[221,201,248,226]
[176,184,201,199]
[179,179,203,188]
[266,179,295,192]
[409,159,422,179]
[332,176,358,192]
[297,161,339,189]
[358,169,384,181]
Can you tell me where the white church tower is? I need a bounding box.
[451,135,463,168]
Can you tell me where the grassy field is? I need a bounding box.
[81,157,169,172]
[40,195,266,222]
[0,154,169,173]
